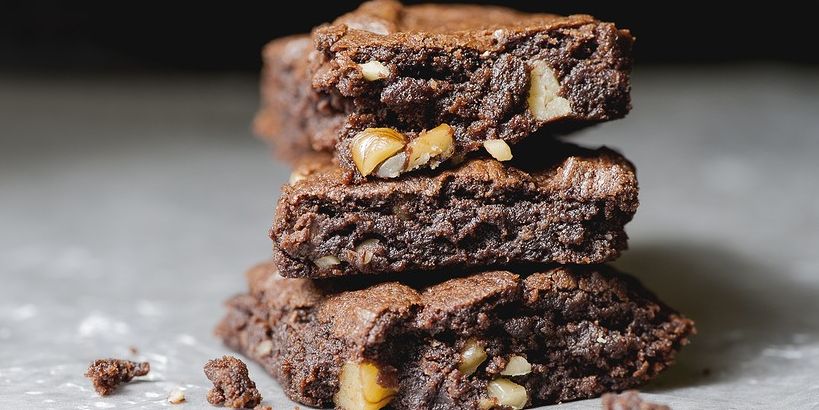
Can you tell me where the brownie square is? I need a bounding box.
[216,262,694,409]
[256,0,633,181]
[272,142,638,279]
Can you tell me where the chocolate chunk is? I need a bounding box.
[203,356,262,408]
[84,358,150,396]
[215,262,694,408]
[272,142,638,278]
[601,390,671,410]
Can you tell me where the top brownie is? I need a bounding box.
[310,0,633,182]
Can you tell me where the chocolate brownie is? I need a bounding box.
[272,141,638,278]
[216,262,694,409]
[85,359,150,396]
[204,355,263,408]
[306,0,633,181]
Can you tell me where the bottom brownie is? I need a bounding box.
[216,262,694,409]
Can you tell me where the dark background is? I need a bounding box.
[2,1,816,72]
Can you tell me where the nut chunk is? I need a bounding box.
[601,390,670,410]
[334,361,397,410]
[84,358,150,396]
[204,355,262,408]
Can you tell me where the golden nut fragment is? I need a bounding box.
[487,378,528,410]
[167,387,185,404]
[483,139,513,161]
[254,340,274,357]
[406,124,455,171]
[374,152,407,179]
[527,60,572,121]
[314,255,341,269]
[354,239,380,265]
[334,361,397,410]
[289,170,307,185]
[457,339,488,376]
[350,128,407,177]
[500,355,532,376]
[358,61,391,81]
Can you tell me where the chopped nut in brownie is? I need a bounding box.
[204,355,262,408]
[601,390,670,410]
[84,358,150,396]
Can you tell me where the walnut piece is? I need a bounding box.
[168,387,186,404]
[358,61,390,81]
[527,60,572,121]
[314,255,341,269]
[334,361,397,410]
[84,358,150,396]
[204,355,262,409]
[500,355,532,376]
[487,378,528,410]
[354,239,380,265]
[458,339,488,376]
[350,128,407,177]
[483,140,513,161]
[406,124,455,171]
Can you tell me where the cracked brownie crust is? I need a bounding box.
[309,0,633,181]
[216,262,694,409]
[271,142,638,279]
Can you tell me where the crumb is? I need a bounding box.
[84,358,150,396]
[204,355,262,408]
[168,387,186,404]
[128,346,139,355]
[253,405,273,410]
[601,390,670,410]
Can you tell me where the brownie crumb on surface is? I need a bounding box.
[601,390,670,410]
[204,355,262,408]
[84,358,150,396]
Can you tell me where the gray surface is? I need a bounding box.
[1,66,818,409]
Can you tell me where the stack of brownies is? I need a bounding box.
[217,1,695,409]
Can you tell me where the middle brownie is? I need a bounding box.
[272,142,638,279]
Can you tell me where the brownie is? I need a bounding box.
[216,262,694,409]
[272,141,638,278]
[303,0,633,181]
[204,355,263,408]
[85,359,150,396]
